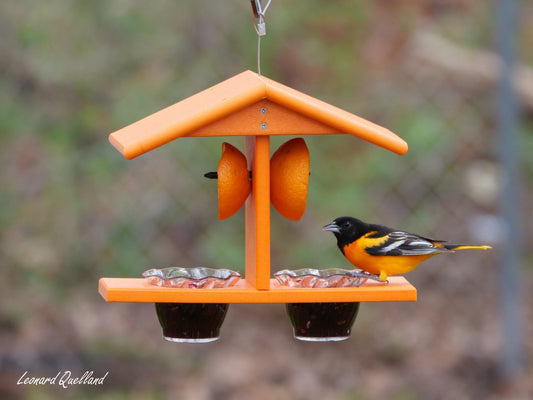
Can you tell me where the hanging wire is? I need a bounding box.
[251,0,272,75]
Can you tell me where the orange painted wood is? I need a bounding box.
[99,277,417,303]
[187,99,343,137]
[245,136,271,290]
[245,137,257,287]
[109,70,407,159]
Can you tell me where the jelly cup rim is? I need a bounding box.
[274,268,380,280]
[273,268,382,288]
[142,267,241,288]
[143,267,241,281]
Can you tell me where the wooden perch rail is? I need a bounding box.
[99,277,417,303]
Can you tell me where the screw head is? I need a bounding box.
[260,123,267,130]
[260,107,267,114]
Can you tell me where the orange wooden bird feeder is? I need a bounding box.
[99,70,416,305]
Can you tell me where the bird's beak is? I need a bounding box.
[322,221,340,233]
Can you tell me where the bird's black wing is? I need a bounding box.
[365,231,449,256]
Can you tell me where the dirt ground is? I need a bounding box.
[2,268,532,400]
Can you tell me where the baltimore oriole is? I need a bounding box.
[323,216,491,282]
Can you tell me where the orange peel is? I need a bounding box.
[270,138,310,221]
[216,142,251,220]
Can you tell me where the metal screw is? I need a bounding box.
[260,107,267,114]
[260,123,267,130]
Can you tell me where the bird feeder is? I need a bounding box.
[98,70,416,341]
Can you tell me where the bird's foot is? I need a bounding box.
[351,270,384,283]
[379,271,389,284]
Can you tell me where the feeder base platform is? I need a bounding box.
[99,277,416,303]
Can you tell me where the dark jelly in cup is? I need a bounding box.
[155,303,229,343]
[286,302,360,341]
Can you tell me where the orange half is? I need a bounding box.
[217,142,251,220]
[270,138,310,221]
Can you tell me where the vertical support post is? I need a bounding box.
[245,135,271,289]
[496,0,523,379]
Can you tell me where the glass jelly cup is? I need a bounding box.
[275,268,379,342]
[143,267,241,343]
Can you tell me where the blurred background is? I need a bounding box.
[1,0,532,399]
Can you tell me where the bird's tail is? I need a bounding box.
[443,244,492,251]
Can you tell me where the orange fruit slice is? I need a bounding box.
[270,138,310,221]
[217,142,251,220]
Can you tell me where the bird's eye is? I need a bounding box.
[343,221,351,228]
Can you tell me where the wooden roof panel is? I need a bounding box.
[262,75,408,154]
[109,71,266,159]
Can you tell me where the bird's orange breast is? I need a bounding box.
[342,234,437,276]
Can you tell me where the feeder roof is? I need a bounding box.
[109,70,408,159]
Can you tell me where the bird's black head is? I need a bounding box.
[322,216,369,250]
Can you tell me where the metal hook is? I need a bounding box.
[250,0,261,18]
[250,0,270,75]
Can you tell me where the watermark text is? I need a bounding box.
[17,370,109,389]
